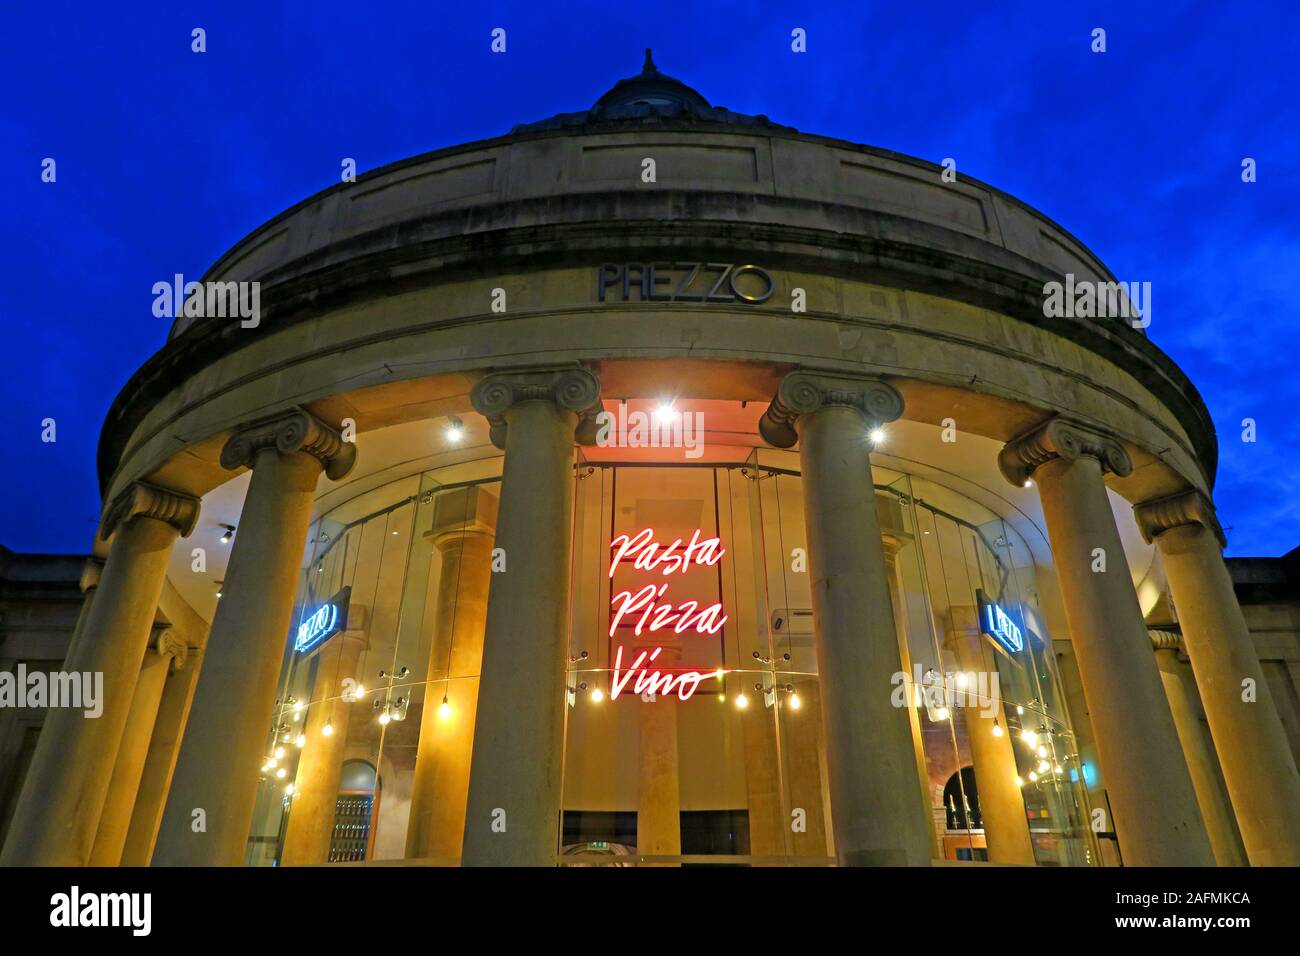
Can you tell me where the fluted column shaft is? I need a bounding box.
[0,482,198,866]
[1136,490,1300,865]
[460,366,600,866]
[89,628,186,865]
[1000,419,1213,866]
[154,408,355,866]
[760,371,932,866]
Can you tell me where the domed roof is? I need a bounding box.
[510,49,793,135]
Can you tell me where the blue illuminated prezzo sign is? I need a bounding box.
[294,587,350,654]
[976,589,1023,654]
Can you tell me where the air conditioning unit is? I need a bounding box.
[770,607,815,638]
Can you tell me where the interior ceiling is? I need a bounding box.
[164,396,1157,626]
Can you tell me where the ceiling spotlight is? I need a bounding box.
[219,524,236,543]
[445,416,465,443]
[869,427,886,445]
[1024,479,1034,488]
[653,401,676,425]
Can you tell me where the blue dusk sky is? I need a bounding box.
[0,1,1296,556]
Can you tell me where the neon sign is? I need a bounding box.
[976,589,1023,654]
[607,529,727,701]
[295,587,350,654]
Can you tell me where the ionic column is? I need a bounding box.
[0,482,198,866]
[1149,630,1248,867]
[1135,490,1300,865]
[636,641,682,864]
[153,408,355,866]
[280,630,368,865]
[460,366,601,866]
[89,626,187,866]
[999,418,1213,866]
[759,370,932,866]
[945,607,1036,865]
[121,643,205,866]
[405,485,498,861]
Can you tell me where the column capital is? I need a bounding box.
[1133,489,1226,549]
[219,407,357,480]
[759,370,903,448]
[1148,628,1183,653]
[997,417,1132,487]
[470,365,602,450]
[150,624,188,671]
[100,481,201,541]
[79,557,105,593]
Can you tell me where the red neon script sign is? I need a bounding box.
[608,528,728,701]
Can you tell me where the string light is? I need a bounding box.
[1028,771,1039,782]
[295,734,306,748]
[1015,775,1024,787]
[735,692,749,710]
[590,688,604,703]
[438,697,452,720]
[934,706,950,721]
[321,723,335,737]
[275,767,287,779]
[991,719,1004,737]
[274,746,286,759]
[1036,745,1048,758]
[789,692,801,710]
[1021,728,1038,748]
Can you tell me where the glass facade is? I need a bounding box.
[248,451,1097,866]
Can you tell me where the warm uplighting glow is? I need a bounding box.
[321,723,335,737]
[735,692,750,710]
[590,688,605,703]
[789,692,801,710]
[438,699,453,720]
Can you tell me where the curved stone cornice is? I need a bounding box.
[219,407,357,481]
[1148,629,1183,652]
[100,481,200,541]
[470,365,602,450]
[151,625,189,671]
[759,370,903,448]
[997,417,1133,487]
[1133,489,1226,549]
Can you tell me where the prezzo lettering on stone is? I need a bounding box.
[598,263,775,304]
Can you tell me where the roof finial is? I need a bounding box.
[643,48,656,73]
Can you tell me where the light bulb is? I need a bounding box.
[736,693,749,710]
[590,688,604,703]
[1037,760,1050,774]
[653,402,676,425]
[275,768,287,779]
[1036,745,1048,758]
[274,746,286,759]
[1016,705,1024,715]
[991,720,1004,737]
[1022,729,1038,748]
[869,427,886,445]
[353,684,365,699]
[284,783,295,796]
[934,706,950,721]
[445,417,465,443]
[378,710,391,726]
[955,672,968,688]
[295,734,306,748]
[789,692,801,710]
[1028,771,1039,782]
[266,757,278,769]
[321,723,335,737]
[1015,775,1024,787]
[1054,764,1063,774]
[717,694,726,703]
[438,699,452,720]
